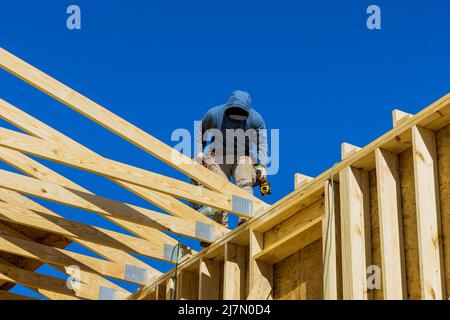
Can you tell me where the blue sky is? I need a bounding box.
[0,0,449,299]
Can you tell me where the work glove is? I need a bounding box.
[256,165,267,181]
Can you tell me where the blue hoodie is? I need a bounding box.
[198,90,268,165]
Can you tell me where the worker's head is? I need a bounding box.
[225,90,252,120]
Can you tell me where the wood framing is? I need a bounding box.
[0,48,449,300]
[223,243,246,300]
[339,165,370,299]
[129,94,450,301]
[199,258,220,300]
[248,230,273,299]
[411,126,445,299]
[374,148,407,299]
[0,48,267,214]
[0,98,227,229]
[322,180,341,300]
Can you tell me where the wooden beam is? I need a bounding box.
[0,127,241,215]
[392,109,413,128]
[223,243,246,300]
[339,165,370,299]
[0,158,215,242]
[0,187,158,274]
[323,180,342,300]
[375,148,407,299]
[341,143,361,159]
[254,216,322,264]
[294,173,313,190]
[263,199,323,248]
[0,98,227,231]
[248,230,272,299]
[0,218,130,298]
[411,126,445,299]
[0,261,127,300]
[0,232,147,285]
[0,169,180,250]
[166,278,175,300]
[199,258,220,300]
[253,180,326,233]
[0,48,267,212]
[0,200,177,262]
[0,290,39,300]
[177,271,198,300]
[156,284,166,300]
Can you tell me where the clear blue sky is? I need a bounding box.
[0,0,449,299]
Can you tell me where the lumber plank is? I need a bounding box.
[0,261,127,300]
[254,180,325,233]
[0,232,146,285]
[436,124,450,299]
[0,127,239,214]
[156,284,166,300]
[341,143,361,160]
[263,199,323,248]
[178,271,198,300]
[248,230,273,299]
[0,187,157,272]
[375,148,407,299]
[339,166,370,299]
[323,180,342,300]
[0,48,267,212]
[223,243,246,300]
[411,126,445,299]
[0,219,130,298]
[0,201,175,262]
[294,173,312,190]
[166,278,175,300]
[254,216,322,264]
[392,109,413,128]
[0,290,39,300]
[0,169,179,249]
[199,258,220,300]
[0,156,211,242]
[0,98,227,231]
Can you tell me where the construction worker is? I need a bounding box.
[195,90,268,229]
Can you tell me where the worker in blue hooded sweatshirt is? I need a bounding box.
[195,90,268,229]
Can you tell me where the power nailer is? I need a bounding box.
[255,165,271,196]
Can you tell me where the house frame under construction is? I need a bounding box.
[0,47,448,300]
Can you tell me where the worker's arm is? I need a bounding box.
[195,109,213,162]
[255,115,268,169]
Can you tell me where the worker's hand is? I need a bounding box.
[258,166,268,181]
[196,152,215,166]
[195,152,204,164]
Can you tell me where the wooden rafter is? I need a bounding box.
[0,217,130,299]
[0,199,180,263]
[0,98,228,227]
[0,48,267,213]
[0,232,147,285]
[0,188,159,273]
[0,127,239,214]
[0,260,128,300]
[0,154,221,242]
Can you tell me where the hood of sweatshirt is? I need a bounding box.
[224,90,252,116]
